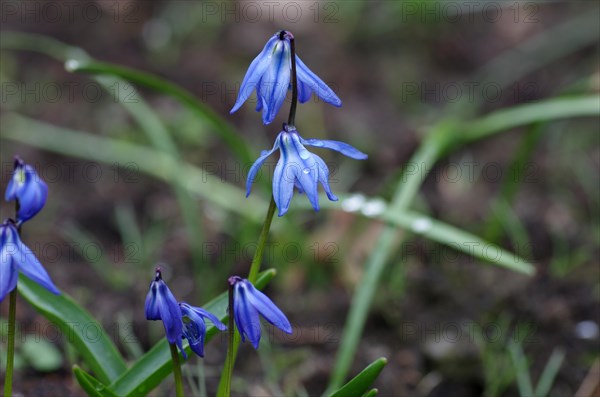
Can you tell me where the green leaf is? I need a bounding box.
[66,60,252,164]
[0,31,250,163]
[329,357,387,397]
[108,269,276,397]
[462,95,599,145]
[18,276,127,383]
[384,210,535,275]
[1,113,266,223]
[534,348,565,397]
[73,365,119,397]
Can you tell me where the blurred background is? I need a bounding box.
[1,1,599,396]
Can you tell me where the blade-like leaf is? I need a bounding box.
[66,60,251,164]
[1,113,266,223]
[361,389,379,397]
[384,210,536,275]
[109,269,276,397]
[73,365,119,397]
[329,357,387,397]
[18,276,127,383]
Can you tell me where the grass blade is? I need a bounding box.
[328,358,387,397]
[2,113,266,222]
[384,210,535,275]
[73,365,119,397]
[508,340,534,397]
[534,348,565,397]
[18,276,127,384]
[66,60,251,164]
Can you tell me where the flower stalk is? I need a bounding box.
[4,288,17,397]
[287,32,298,127]
[169,343,184,397]
[219,32,300,395]
[218,197,276,396]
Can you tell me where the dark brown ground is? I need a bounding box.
[1,1,599,396]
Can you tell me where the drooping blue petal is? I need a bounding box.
[16,239,60,295]
[179,302,227,358]
[180,303,208,357]
[17,168,48,222]
[230,35,279,114]
[295,55,342,107]
[257,39,291,124]
[191,306,228,331]
[300,137,368,160]
[297,80,312,103]
[313,153,338,201]
[246,138,280,197]
[273,140,295,217]
[0,221,58,300]
[183,316,206,357]
[4,177,17,201]
[288,133,320,211]
[144,282,161,320]
[233,281,262,349]
[156,280,183,346]
[0,244,18,302]
[243,281,292,334]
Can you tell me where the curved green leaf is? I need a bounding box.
[362,389,379,397]
[0,31,250,163]
[18,276,127,383]
[73,365,118,397]
[329,357,387,397]
[66,60,251,164]
[385,211,535,275]
[109,269,276,397]
[1,113,266,223]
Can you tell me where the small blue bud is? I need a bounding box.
[145,267,186,358]
[5,156,48,223]
[229,276,292,349]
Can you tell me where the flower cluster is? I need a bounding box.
[145,268,226,358]
[234,30,368,216]
[1,157,58,302]
[146,28,363,374]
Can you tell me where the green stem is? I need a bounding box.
[169,343,184,397]
[217,197,277,396]
[248,197,277,283]
[4,288,17,397]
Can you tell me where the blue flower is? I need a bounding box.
[228,276,292,349]
[179,302,227,357]
[5,156,48,224]
[0,219,59,302]
[230,30,342,125]
[145,268,185,357]
[246,125,368,216]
